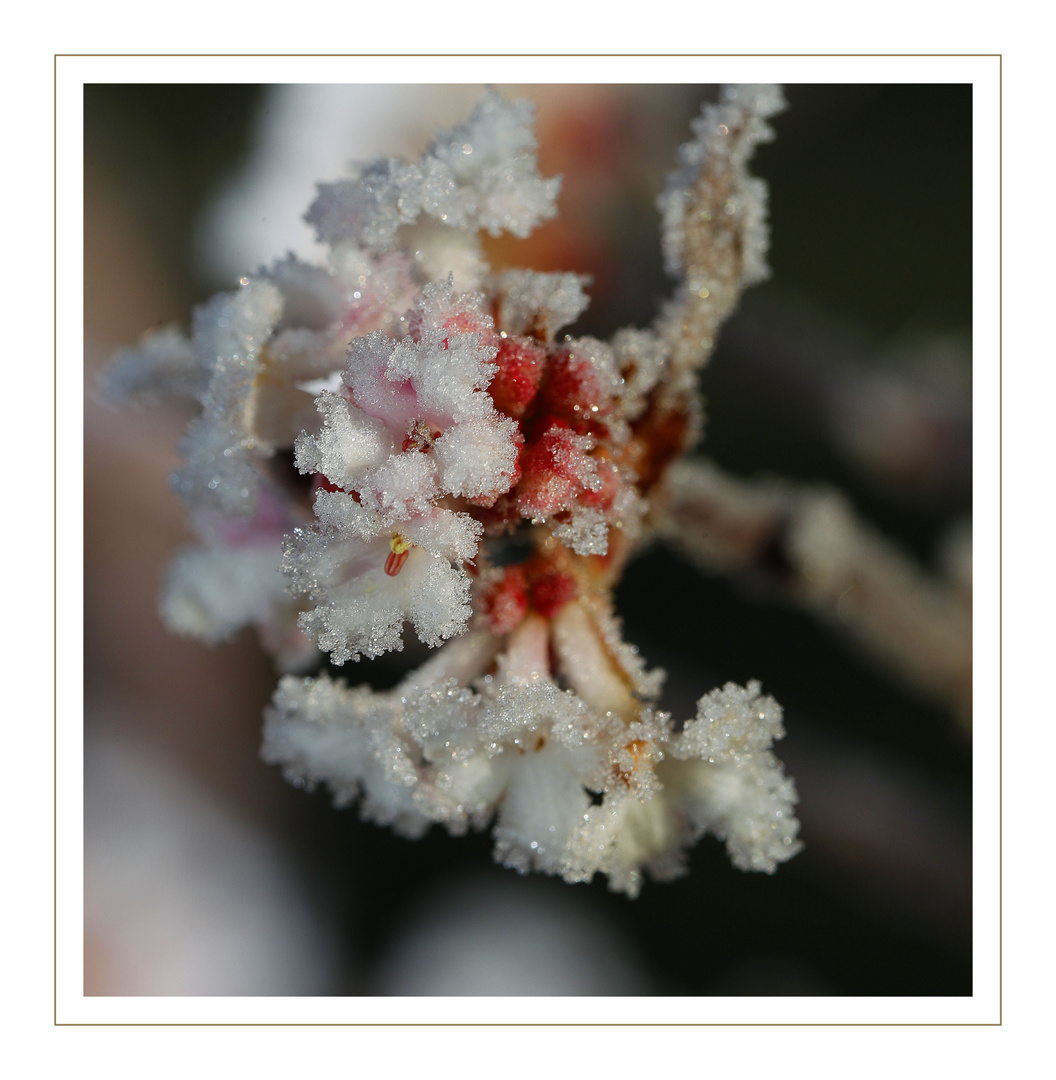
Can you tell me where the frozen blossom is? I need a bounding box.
[283,279,521,663]
[105,324,204,404]
[670,681,801,873]
[173,279,283,517]
[283,492,481,664]
[111,86,802,895]
[261,619,799,897]
[305,92,560,289]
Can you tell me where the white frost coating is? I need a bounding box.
[677,678,787,759]
[551,600,638,718]
[432,415,522,502]
[495,269,591,341]
[429,92,562,239]
[110,88,802,897]
[249,252,418,449]
[607,483,648,543]
[670,680,802,873]
[611,326,667,420]
[293,540,469,663]
[260,255,342,330]
[582,597,667,702]
[103,325,205,405]
[172,279,283,517]
[551,506,609,557]
[284,278,528,660]
[382,283,499,421]
[131,273,319,656]
[357,443,441,520]
[400,217,491,291]
[262,675,432,835]
[260,661,797,896]
[283,493,481,664]
[293,392,393,491]
[304,280,520,513]
[305,91,560,252]
[160,543,292,644]
[484,683,616,876]
[569,336,624,405]
[286,280,524,661]
[658,83,785,286]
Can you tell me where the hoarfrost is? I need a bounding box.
[110,87,803,897]
[305,91,560,251]
[261,658,799,895]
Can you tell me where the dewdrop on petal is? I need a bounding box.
[113,86,802,896]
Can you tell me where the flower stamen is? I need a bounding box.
[385,533,411,576]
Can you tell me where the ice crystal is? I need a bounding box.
[111,86,801,895]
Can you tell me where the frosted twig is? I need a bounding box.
[656,458,972,725]
[654,83,785,422]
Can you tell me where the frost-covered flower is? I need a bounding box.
[110,86,802,895]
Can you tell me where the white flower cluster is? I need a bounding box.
[262,616,800,897]
[305,91,560,289]
[284,279,521,664]
[110,86,802,894]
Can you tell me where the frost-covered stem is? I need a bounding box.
[496,614,551,685]
[551,600,641,720]
[654,84,784,425]
[657,458,972,725]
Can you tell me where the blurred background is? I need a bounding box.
[84,83,972,996]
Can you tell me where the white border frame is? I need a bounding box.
[59,54,1000,1026]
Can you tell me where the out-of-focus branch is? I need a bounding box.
[656,459,972,727]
